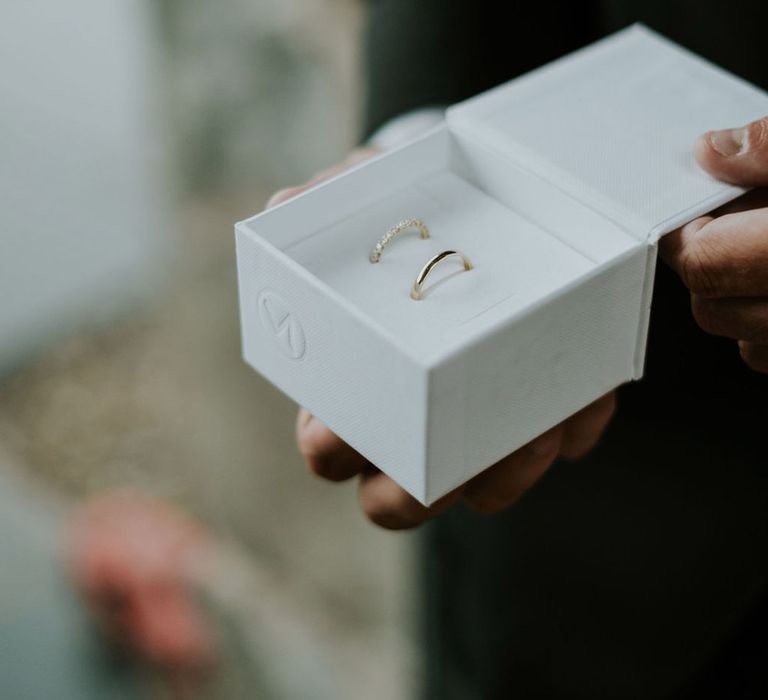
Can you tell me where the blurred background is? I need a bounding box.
[0,1,419,698]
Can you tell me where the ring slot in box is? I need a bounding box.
[236,25,768,504]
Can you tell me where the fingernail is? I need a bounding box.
[529,429,561,457]
[708,127,747,157]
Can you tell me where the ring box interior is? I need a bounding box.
[235,25,768,505]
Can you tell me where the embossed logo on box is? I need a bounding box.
[258,289,306,360]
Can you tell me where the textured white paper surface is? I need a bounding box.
[450,25,768,240]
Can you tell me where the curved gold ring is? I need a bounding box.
[369,218,429,263]
[410,250,474,301]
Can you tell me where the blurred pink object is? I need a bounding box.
[69,492,216,684]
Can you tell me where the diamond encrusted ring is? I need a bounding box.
[369,218,430,263]
[410,250,474,301]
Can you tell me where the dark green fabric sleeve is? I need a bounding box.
[362,0,601,139]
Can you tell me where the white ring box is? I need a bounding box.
[236,25,768,505]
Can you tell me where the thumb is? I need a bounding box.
[694,116,768,187]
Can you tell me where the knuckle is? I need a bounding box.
[678,238,722,296]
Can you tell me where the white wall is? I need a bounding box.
[0,0,170,373]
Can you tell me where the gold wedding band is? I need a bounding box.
[410,250,474,301]
[369,218,429,263]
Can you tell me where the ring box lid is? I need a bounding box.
[448,24,768,243]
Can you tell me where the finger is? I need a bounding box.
[266,186,308,209]
[295,408,368,482]
[712,188,768,216]
[358,468,462,530]
[265,147,382,210]
[659,215,713,273]
[462,427,563,514]
[265,170,343,209]
[340,146,382,168]
[559,392,616,460]
[738,341,768,374]
[659,210,768,298]
[694,117,768,187]
[690,296,768,343]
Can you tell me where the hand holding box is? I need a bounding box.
[237,26,768,518]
